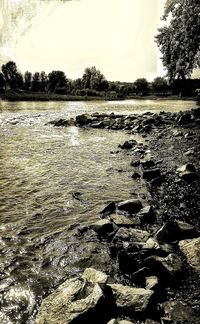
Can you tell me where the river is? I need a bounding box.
[0,99,197,323]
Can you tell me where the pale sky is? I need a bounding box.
[0,0,165,81]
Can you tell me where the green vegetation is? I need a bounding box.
[156,0,200,81]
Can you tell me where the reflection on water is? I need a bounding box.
[0,99,196,323]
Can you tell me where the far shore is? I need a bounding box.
[0,91,197,102]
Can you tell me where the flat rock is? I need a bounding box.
[35,278,104,324]
[111,215,136,227]
[117,199,143,213]
[145,276,159,291]
[113,228,150,243]
[100,202,116,214]
[137,206,155,223]
[178,237,200,270]
[82,268,108,285]
[108,284,154,313]
[177,163,198,181]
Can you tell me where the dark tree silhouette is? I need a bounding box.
[31,72,41,92]
[134,78,149,94]
[24,71,32,91]
[48,70,67,92]
[0,72,5,89]
[2,61,18,89]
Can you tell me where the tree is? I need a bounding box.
[15,72,24,90]
[134,78,149,94]
[24,71,32,91]
[156,0,200,81]
[82,66,108,91]
[31,72,41,92]
[40,71,47,92]
[0,72,5,89]
[2,61,18,89]
[152,77,168,93]
[48,70,67,92]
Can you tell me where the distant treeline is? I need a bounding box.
[0,61,200,99]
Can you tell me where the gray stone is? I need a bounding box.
[113,228,150,243]
[76,114,93,126]
[155,220,198,243]
[118,199,143,213]
[163,300,199,322]
[111,215,136,227]
[178,237,200,270]
[145,276,159,291]
[145,253,183,279]
[143,168,161,181]
[108,284,154,313]
[145,320,160,324]
[35,278,104,324]
[138,205,155,223]
[82,268,108,284]
[177,163,198,181]
[100,202,116,214]
[90,219,114,237]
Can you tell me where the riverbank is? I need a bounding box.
[0,91,196,102]
[35,107,200,323]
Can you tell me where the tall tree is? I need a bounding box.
[48,70,67,92]
[31,72,41,92]
[134,78,149,94]
[82,66,108,91]
[24,71,32,91]
[0,72,5,89]
[156,0,200,81]
[152,77,168,92]
[40,71,47,92]
[2,61,18,89]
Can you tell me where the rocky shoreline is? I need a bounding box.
[36,107,200,323]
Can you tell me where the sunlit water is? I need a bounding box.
[0,99,197,323]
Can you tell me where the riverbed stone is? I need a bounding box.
[111,215,136,227]
[82,268,108,285]
[35,278,105,324]
[177,163,198,181]
[178,237,200,270]
[108,284,154,313]
[145,276,159,291]
[162,300,199,323]
[155,220,198,243]
[119,140,138,150]
[76,113,93,126]
[100,202,116,215]
[145,253,183,280]
[90,219,114,237]
[137,205,155,223]
[143,168,161,181]
[113,228,150,244]
[117,199,143,214]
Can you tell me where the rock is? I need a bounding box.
[140,160,155,169]
[131,172,141,179]
[145,320,160,324]
[130,160,140,167]
[137,206,155,223]
[178,237,200,270]
[107,320,134,324]
[132,267,150,284]
[145,276,159,291]
[82,268,108,285]
[90,219,114,237]
[111,215,136,227]
[119,140,137,150]
[143,169,161,181]
[113,228,150,244]
[162,300,199,323]
[177,163,198,181]
[49,118,71,127]
[155,220,198,243]
[118,199,143,213]
[100,202,116,215]
[142,238,173,256]
[76,114,92,126]
[108,284,154,313]
[178,112,193,125]
[35,278,105,324]
[145,254,183,281]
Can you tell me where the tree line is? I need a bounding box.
[1,61,199,98]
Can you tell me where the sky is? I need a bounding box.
[0,0,166,82]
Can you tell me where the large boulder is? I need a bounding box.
[117,199,143,214]
[82,268,108,285]
[35,278,105,324]
[119,140,138,150]
[162,300,200,323]
[111,214,136,227]
[113,228,150,244]
[90,219,114,237]
[99,202,116,215]
[178,237,200,271]
[108,284,154,313]
[143,169,161,181]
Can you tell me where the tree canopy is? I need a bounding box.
[156,0,200,81]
